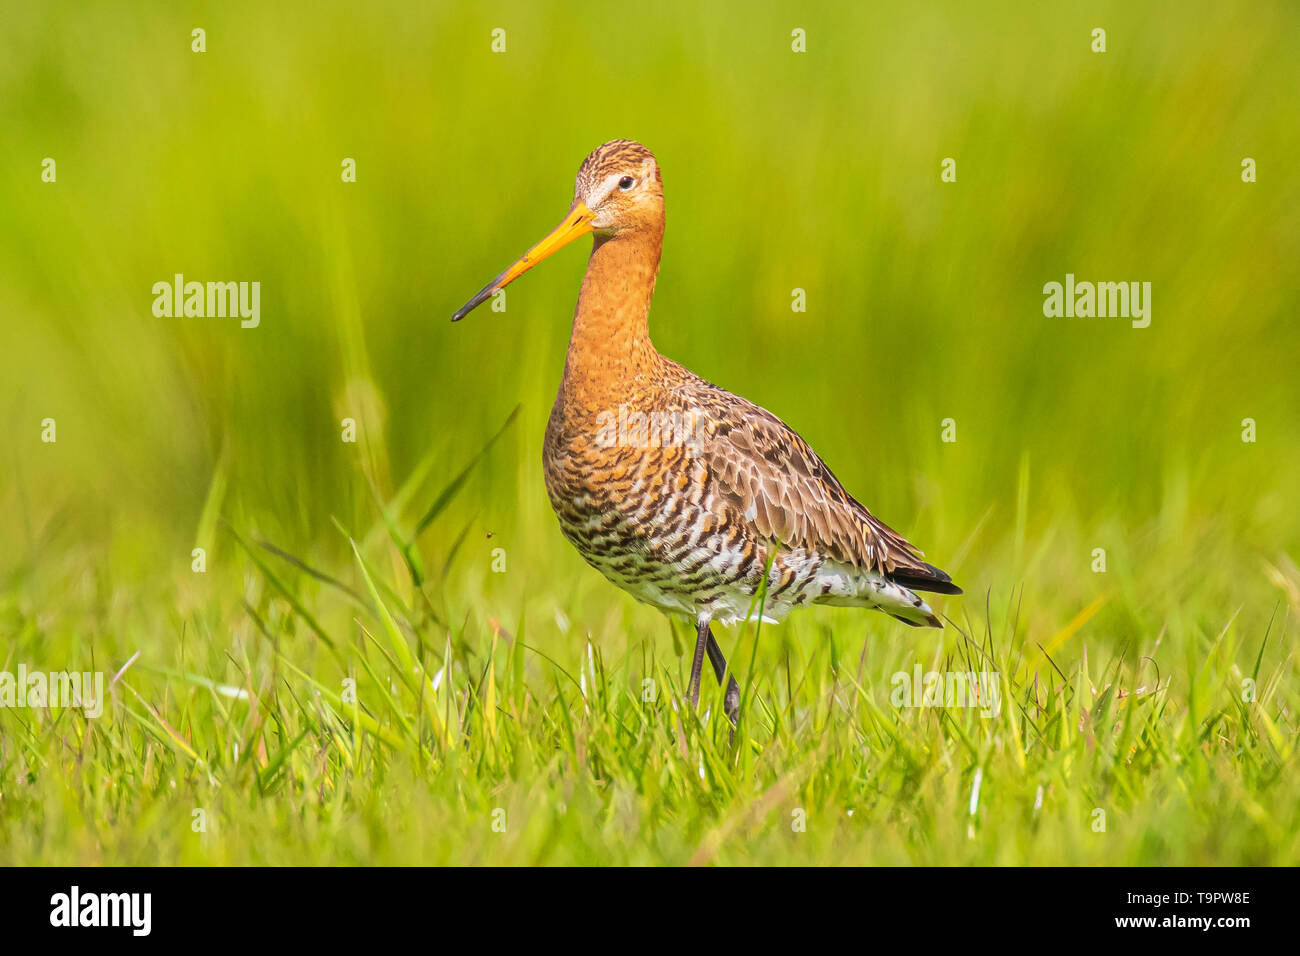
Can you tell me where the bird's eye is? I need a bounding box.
[618,176,636,191]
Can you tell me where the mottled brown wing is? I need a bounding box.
[694,389,939,581]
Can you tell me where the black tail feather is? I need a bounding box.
[890,561,963,596]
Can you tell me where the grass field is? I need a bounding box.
[1,1,1298,865]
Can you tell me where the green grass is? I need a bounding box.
[1,0,1298,865]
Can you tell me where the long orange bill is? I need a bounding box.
[451,201,596,321]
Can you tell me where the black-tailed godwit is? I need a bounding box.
[452,140,960,724]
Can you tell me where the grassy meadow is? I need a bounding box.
[1,0,1298,865]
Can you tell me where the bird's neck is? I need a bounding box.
[559,226,664,412]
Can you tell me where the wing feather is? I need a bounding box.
[691,385,945,583]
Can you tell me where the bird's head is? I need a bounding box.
[452,139,662,321]
[574,139,664,236]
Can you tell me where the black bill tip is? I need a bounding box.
[451,279,501,323]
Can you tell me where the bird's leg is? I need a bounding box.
[705,630,741,727]
[688,618,710,708]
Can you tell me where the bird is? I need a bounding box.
[452,139,960,725]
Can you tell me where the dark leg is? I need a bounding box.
[688,617,710,708]
[706,630,741,726]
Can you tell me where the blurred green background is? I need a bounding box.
[0,1,1298,864]
[3,0,1296,637]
